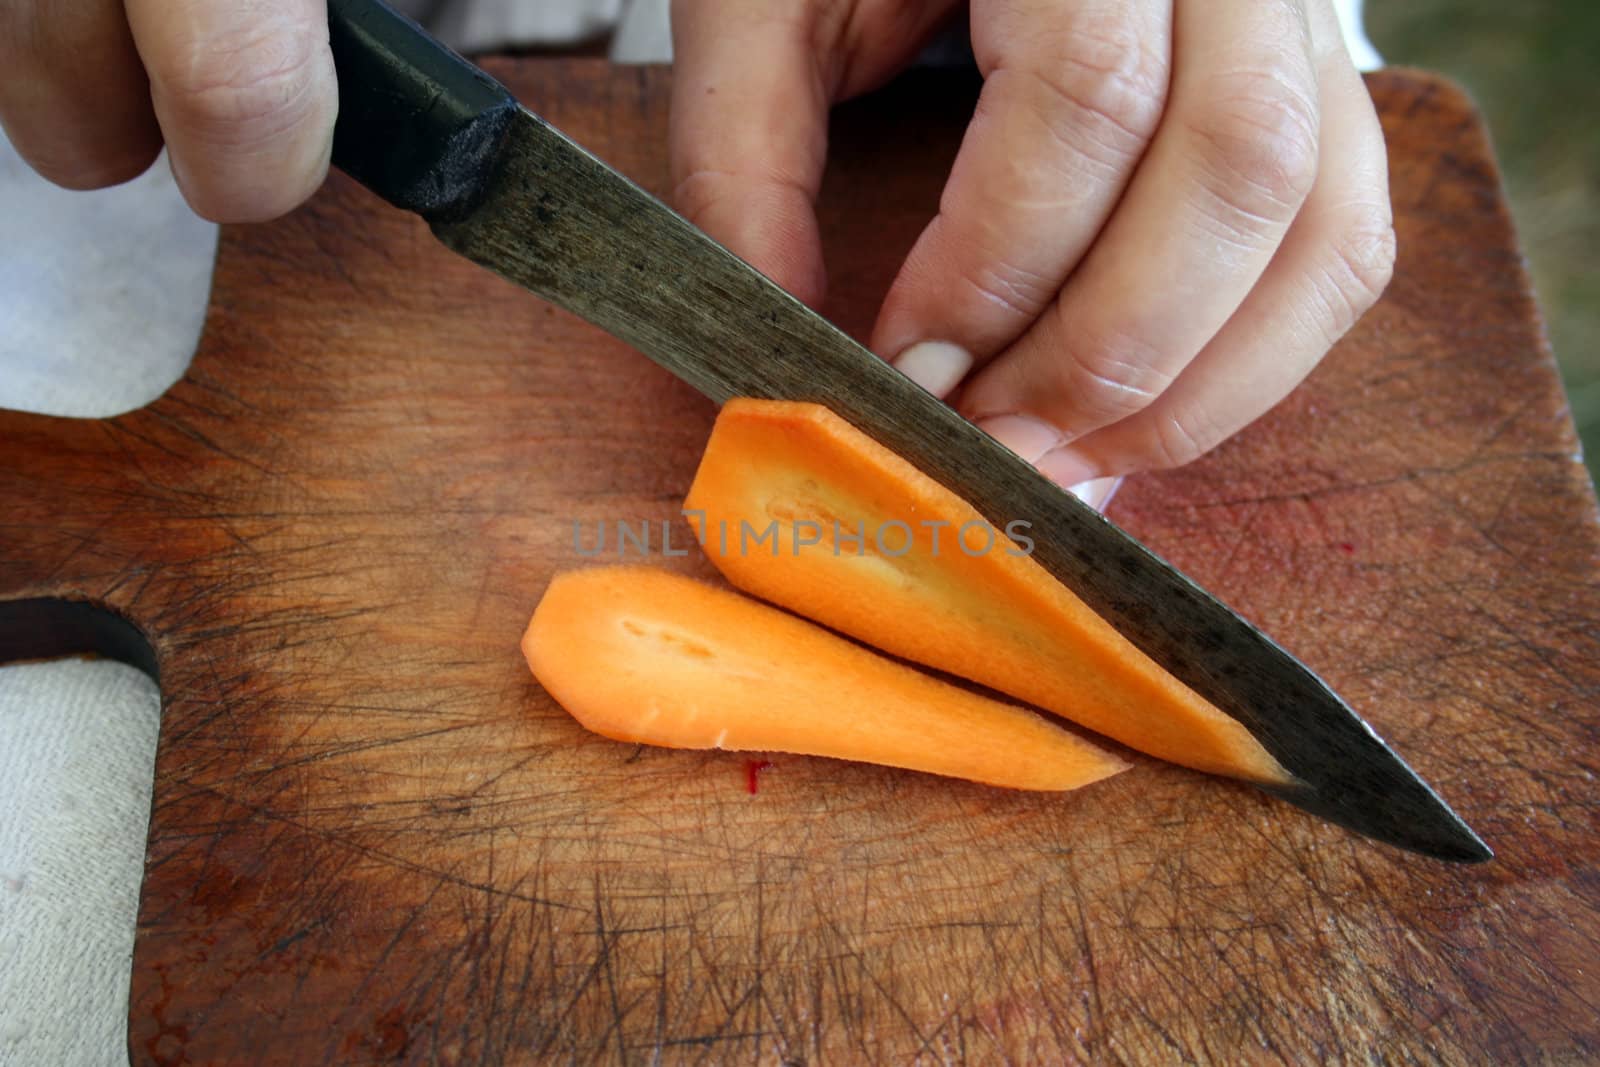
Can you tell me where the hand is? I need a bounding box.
[0,0,337,222]
[669,0,1396,492]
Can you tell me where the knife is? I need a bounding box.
[324,0,1490,862]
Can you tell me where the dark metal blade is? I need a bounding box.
[432,107,1490,863]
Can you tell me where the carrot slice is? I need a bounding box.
[683,399,1291,785]
[523,566,1128,792]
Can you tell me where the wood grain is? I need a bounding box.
[1,62,1597,1064]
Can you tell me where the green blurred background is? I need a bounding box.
[1367,1,1600,487]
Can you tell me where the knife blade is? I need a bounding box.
[325,0,1490,862]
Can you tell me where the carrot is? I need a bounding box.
[522,566,1129,792]
[682,399,1291,786]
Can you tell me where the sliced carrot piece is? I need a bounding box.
[523,566,1128,792]
[683,399,1291,785]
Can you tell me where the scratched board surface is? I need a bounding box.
[1,63,1597,1064]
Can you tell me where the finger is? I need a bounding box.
[668,1,831,305]
[960,0,1322,458]
[0,0,161,188]
[1034,3,1394,485]
[669,0,957,309]
[870,0,1172,393]
[125,0,337,223]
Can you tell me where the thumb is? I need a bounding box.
[669,1,830,307]
[126,0,337,223]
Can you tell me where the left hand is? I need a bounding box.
[667,0,1396,492]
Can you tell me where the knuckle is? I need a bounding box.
[1189,71,1320,222]
[0,10,163,191]
[669,167,728,229]
[1147,410,1217,471]
[1022,24,1169,167]
[160,19,327,143]
[1305,207,1398,339]
[1329,212,1398,313]
[953,254,1057,324]
[670,166,811,232]
[1054,321,1173,424]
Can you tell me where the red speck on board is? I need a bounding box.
[745,759,773,794]
[1339,542,1357,555]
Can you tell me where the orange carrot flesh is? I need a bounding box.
[523,566,1129,792]
[682,399,1291,786]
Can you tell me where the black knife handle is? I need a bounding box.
[327,0,518,221]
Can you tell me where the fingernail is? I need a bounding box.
[976,414,1063,464]
[892,341,973,399]
[1065,475,1124,513]
[1036,447,1097,490]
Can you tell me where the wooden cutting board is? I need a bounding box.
[2,61,1597,1064]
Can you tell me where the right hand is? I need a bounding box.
[1,0,337,221]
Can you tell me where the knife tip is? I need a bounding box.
[1265,778,1494,864]
[1437,825,1494,864]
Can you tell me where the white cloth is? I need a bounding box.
[0,144,213,419]
[0,4,1379,1064]
[0,664,160,1066]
